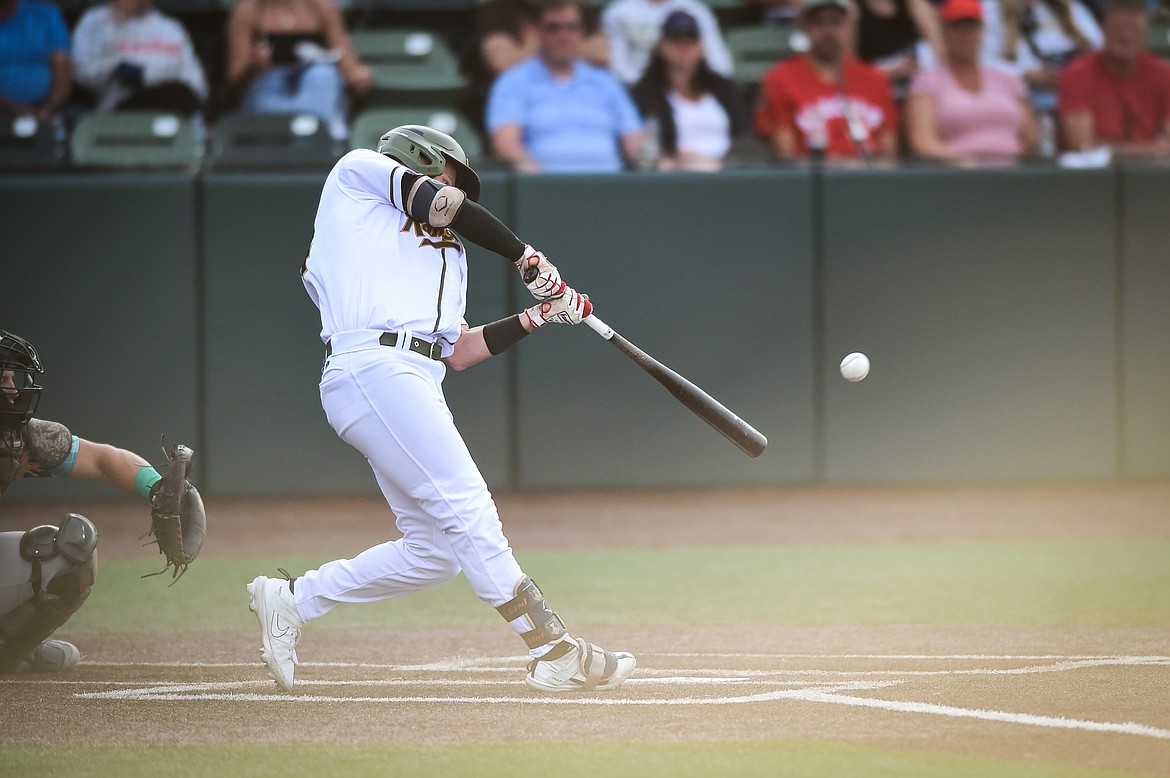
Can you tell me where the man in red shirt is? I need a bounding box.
[1058,0,1170,160]
[754,0,899,161]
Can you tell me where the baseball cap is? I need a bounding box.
[940,0,983,22]
[661,9,701,39]
[800,0,851,15]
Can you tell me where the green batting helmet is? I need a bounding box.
[377,124,481,202]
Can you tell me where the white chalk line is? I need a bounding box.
[791,685,1170,740]
[48,654,1170,740]
[653,653,1170,661]
[37,655,1167,680]
[67,679,1170,739]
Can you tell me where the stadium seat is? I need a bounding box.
[726,25,807,85]
[1148,20,1170,59]
[205,112,341,171]
[69,111,203,170]
[349,106,482,160]
[348,29,469,104]
[0,113,67,171]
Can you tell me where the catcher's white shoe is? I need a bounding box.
[525,636,636,692]
[247,574,302,692]
[14,640,80,673]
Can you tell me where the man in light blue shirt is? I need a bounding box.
[487,0,644,173]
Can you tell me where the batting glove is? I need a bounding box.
[523,288,592,328]
[516,244,566,301]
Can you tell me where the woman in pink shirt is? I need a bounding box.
[905,0,1038,165]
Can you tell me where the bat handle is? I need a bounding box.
[523,266,538,284]
[583,314,614,340]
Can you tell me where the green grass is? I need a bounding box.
[67,539,1170,634]
[0,740,1152,778]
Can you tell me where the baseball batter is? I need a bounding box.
[0,329,204,673]
[247,124,636,693]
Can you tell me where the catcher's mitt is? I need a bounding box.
[144,442,206,583]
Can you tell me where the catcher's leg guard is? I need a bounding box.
[0,513,97,672]
[495,577,567,649]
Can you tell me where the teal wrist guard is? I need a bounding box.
[134,466,163,499]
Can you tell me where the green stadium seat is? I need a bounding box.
[350,106,483,160]
[726,25,806,85]
[205,112,341,171]
[69,111,203,170]
[348,29,469,104]
[0,113,67,171]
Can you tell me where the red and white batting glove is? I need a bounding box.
[515,244,566,301]
[522,288,593,328]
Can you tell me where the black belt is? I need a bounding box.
[325,332,443,361]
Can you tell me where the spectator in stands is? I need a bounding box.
[464,0,608,134]
[477,0,608,76]
[487,0,643,172]
[982,0,1101,107]
[226,0,372,140]
[632,10,746,170]
[854,0,945,98]
[1059,0,1170,158]
[71,0,208,116]
[602,0,733,86]
[755,0,899,161]
[0,0,71,121]
[905,0,1037,164]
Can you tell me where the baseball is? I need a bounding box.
[840,352,870,382]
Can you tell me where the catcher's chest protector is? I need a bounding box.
[0,514,97,670]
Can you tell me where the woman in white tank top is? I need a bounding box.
[631,10,747,171]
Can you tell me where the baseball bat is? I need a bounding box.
[583,314,768,458]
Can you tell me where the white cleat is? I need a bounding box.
[525,636,636,692]
[14,640,80,673]
[247,574,302,692]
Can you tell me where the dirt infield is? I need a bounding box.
[2,625,1168,774]
[2,483,1169,775]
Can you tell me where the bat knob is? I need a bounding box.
[523,266,539,284]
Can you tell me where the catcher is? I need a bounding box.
[0,329,205,673]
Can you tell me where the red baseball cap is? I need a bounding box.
[940,0,983,22]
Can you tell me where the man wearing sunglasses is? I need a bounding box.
[488,0,644,172]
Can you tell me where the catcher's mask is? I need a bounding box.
[0,329,43,429]
[377,124,481,203]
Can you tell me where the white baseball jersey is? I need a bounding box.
[302,149,468,356]
[292,148,533,638]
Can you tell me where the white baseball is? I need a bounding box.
[840,352,870,382]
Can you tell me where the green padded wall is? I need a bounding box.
[0,174,199,503]
[511,170,816,488]
[820,167,1118,482]
[199,171,512,496]
[4,166,1165,502]
[1120,166,1170,477]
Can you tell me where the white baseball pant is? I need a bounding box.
[293,331,527,627]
